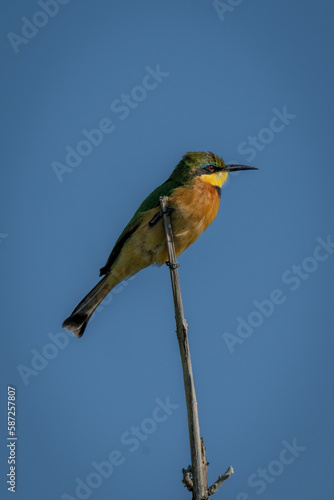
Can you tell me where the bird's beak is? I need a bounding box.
[225,164,258,172]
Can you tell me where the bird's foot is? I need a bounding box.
[149,207,173,227]
[162,207,173,215]
[165,261,179,269]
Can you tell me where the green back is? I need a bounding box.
[99,177,180,276]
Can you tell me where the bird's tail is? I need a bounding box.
[62,275,114,338]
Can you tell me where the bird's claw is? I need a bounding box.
[162,207,173,215]
[149,207,173,227]
[165,261,179,269]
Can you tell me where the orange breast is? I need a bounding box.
[167,177,220,258]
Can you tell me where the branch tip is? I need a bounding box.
[207,466,234,496]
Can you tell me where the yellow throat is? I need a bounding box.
[199,170,229,188]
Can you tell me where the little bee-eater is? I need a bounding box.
[63,151,257,337]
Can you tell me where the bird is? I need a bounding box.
[62,151,257,337]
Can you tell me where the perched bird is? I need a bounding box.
[63,151,257,337]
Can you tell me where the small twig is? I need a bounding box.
[207,466,234,496]
[182,466,193,492]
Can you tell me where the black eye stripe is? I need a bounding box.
[195,164,221,176]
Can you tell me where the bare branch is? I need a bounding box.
[160,196,234,499]
[207,466,234,496]
[160,196,206,500]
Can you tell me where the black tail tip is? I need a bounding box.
[99,266,107,277]
[62,313,88,338]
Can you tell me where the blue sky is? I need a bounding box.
[1,1,334,499]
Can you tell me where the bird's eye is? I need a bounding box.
[207,165,215,172]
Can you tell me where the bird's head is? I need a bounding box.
[170,151,257,188]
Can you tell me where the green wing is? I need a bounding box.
[99,178,180,276]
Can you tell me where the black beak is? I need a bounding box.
[225,164,258,172]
